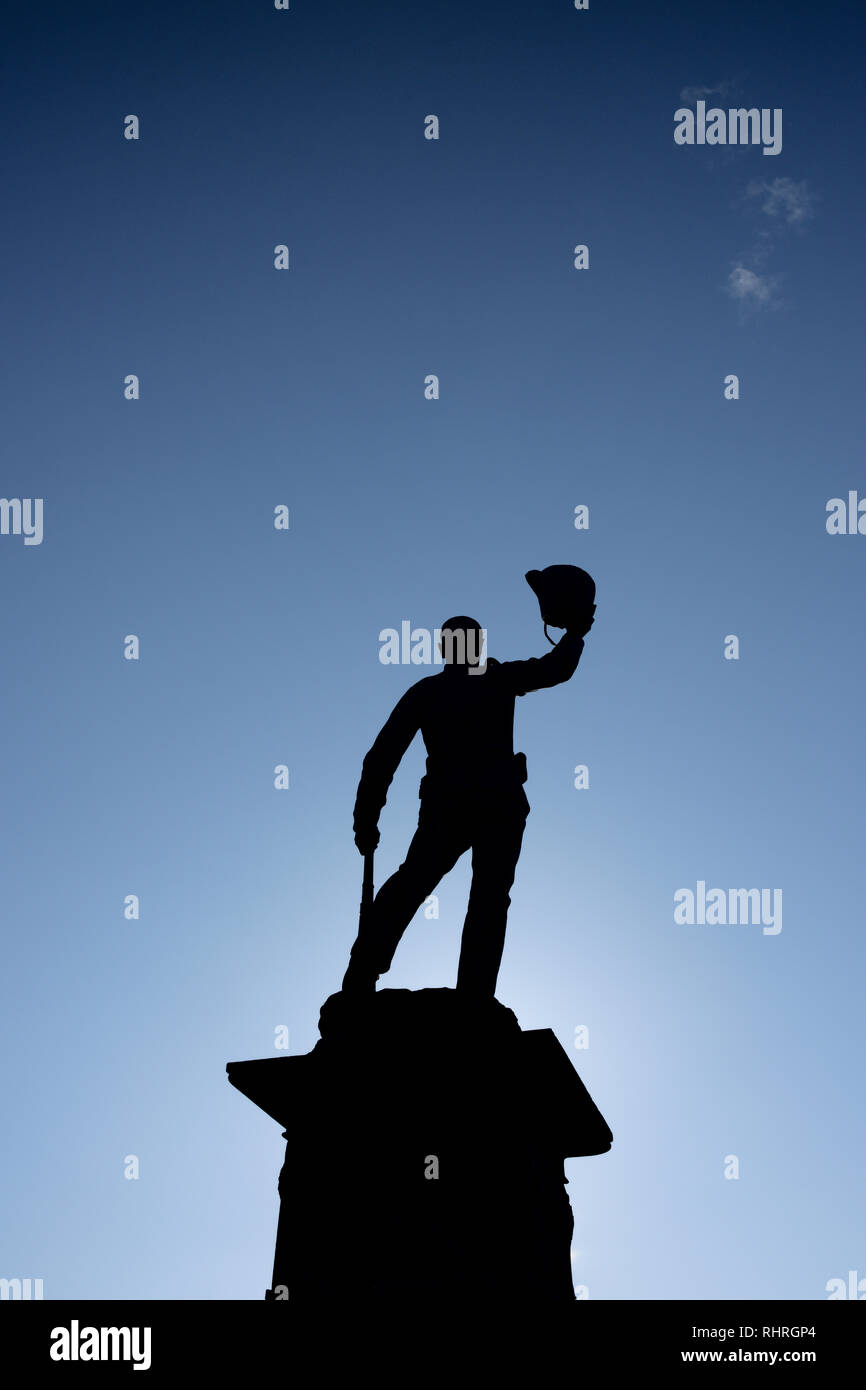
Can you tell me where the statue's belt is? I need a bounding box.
[419,752,528,796]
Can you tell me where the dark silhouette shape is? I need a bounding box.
[227,987,612,1304]
[526,563,596,644]
[342,570,596,996]
[226,569,609,1304]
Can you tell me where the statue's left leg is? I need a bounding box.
[342,800,468,991]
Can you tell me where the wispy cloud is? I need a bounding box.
[679,80,735,104]
[726,177,816,313]
[746,176,815,225]
[677,81,817,316]
[726,265,776,305]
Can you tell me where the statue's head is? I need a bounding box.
[439,616,484,668]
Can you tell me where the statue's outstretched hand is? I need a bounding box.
[568,603,596,638]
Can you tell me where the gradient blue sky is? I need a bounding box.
[2,0,864,1300]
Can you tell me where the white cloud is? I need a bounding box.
[727,265,775,305]
[679,81,733,103]
[746,177,814,225]
[725,178,814,312]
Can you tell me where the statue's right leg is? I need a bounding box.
[342,803,468,990]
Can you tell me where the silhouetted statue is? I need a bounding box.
[342,567,596,996]
[227,568,611,1305]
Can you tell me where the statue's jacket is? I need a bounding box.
[353,630,584,833]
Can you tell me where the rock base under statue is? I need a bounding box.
[227,988,612,1304]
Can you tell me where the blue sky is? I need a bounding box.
[2,0,864,1300]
